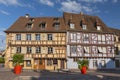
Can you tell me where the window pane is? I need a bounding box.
[36,34,40,40]
[48,47,53,54]
[48,34,52,40]
[47,59,52,66]
[16,47,21,53]
[26,34,31,40]
[16,34,21,40]
[27,47,32,53]
[36,47,41,53]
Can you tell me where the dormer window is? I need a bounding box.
[26,23,32,29]
[40,22,46,30]
[97,26,101,30]
[54,23,60,30]
[29,18,34,23]
[70,23,75,29]
[82,24,87,30]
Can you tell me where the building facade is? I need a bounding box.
[4,12,117,70]
[64,12,115,69]
[5,16,67,70]
[110,28,120,68]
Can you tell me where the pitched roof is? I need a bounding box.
[5,17,66,33]
[63,12,113,33]
[5,12,114,33]
[109,27,120,36]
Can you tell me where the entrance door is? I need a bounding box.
[60,60,64,69]
[34,58,45,70]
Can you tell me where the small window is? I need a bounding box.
[97,26,101,30]
[40,23,46,30]
[82,24,87,30]
[26,23,32,29]
[36,34,40,40]
[71,46,77,53]
[16,47,21,53]
[16,34,21,40]
[26,60,31,67]
[47,34,52,40]
[73,58,79,62]
[53,59,57,65]
[36,47,41,53]
[26,34,31,40]
[93,60,98,68]
[48,47,53,54]
[27,47,32,53]
[54,23,60,30]
[70,23,75,29]
[47,59,52,66]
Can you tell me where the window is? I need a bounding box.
[54,23,60,30]
[36,34,40,40]
[71,46,77,53]
[83,34,89,41]
[97,26,101,30]
[26,23,32,29]
[93,60,98,68]
[71,33,76,40]
[83,46,89,53]
[53,59,57,65]
[48,47,53,54]
[73,58,79,62]
[27,47,32,53]
[82,24,87,30]
[26,34,31,40]
[36,47,41,53]
[101,60,106,68]
[16,34,21,40]
[98,47,103,53]
[47,34,52,40]
[47,59,52,66]
[40,23,46,30]
[16,47,21,53]
[26,60,31,67]
[70,23,75,29]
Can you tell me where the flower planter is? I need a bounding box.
[81,66,87,74]
[14,65,22,74]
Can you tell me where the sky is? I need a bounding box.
[0,0,120,50]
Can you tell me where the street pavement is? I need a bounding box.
[0,68,120,80]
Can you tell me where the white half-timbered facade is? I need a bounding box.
[64,12,115,69]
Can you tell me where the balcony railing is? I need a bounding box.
[70,53,114,58]
[11,53,66,59]
[9,40,66,46]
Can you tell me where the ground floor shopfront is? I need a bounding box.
[8,58,67,70]
[67,57,115,70]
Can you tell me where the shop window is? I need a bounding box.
[26,60,31,67]
[47,59,52,66]
[53,59,57,65]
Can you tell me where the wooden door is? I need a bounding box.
[60,60,64,69]
[34,58,45,70]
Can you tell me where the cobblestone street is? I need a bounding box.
[0,69,120,80]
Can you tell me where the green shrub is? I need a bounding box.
[13,54,24,66]
[0,57,4,63]
[77,59,89,70]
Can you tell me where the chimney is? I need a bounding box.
[80,12,83,15]
[25,14,30,18]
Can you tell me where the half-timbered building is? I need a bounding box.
[110,28,120,68]
[64,12,115,69]
[4,14,67,70]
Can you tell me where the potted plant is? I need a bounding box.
[13,54,24,74]
[77,59,89,74]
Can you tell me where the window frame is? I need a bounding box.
[16,34,21,40]
[47,34,52,40]
[26,34,31,40]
